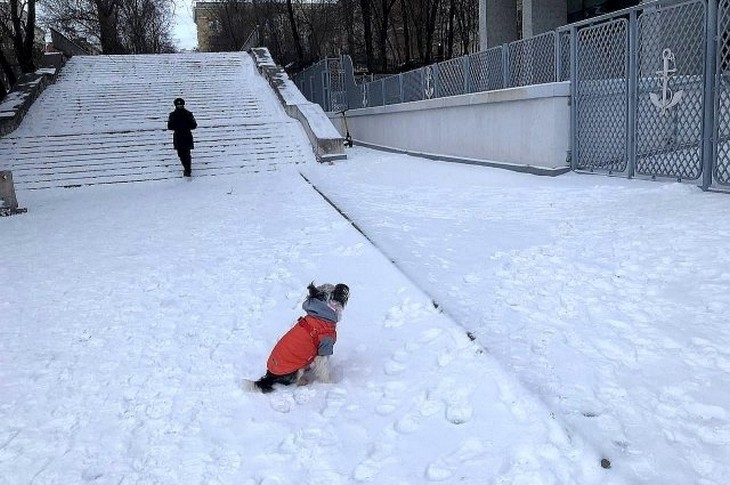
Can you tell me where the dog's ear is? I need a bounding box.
[307,281,324,300]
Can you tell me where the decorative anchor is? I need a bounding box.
[649,48,684,115]
[424,67,435,99]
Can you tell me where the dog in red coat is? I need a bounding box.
[250,282,350,393]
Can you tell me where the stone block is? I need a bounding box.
[0,171,26,216]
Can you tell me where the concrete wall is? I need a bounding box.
[330,82,571,172]
[249,48,346,162]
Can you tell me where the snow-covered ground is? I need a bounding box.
[2,147,729,484]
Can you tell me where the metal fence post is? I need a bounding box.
[627,10,639,178]
[433,63,440,98]
[399,73,404,103]
[502,44,510,88]
[570,27,578,171]
[381,79,386,106]
[464,55,472,93]
[703,0,720,190]
[554,31,561,82]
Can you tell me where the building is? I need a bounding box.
[193,1,220,52]
[481,0,643,50]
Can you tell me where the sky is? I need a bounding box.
[2,51,730,484]
[173,0,198,51]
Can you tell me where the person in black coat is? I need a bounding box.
[167,98,197,177]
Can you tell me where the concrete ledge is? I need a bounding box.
[0,53,65,138]
[354,139,570,177]
[248,48,345,162]
[329,81,570,170]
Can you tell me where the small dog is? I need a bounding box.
[250,282,350,393]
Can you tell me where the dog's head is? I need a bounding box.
[307,282,349,307]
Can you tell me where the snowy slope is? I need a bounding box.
[303,147,730,485]
[0,53,315,189]
[0,169,608,484]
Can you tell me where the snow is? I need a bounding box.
[1,48,729,483]
[2,148,728,483]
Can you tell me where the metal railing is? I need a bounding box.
[292,0,730,191]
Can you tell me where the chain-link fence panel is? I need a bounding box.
[437,57,466,97]
[716,0,730,185]
[635,0,706,181]
[508,32,557,88]
[468,47,504,92]
[403,69,425,102]
[384,76,402,105]
[575,19,629,173]
[368,79,384,107]
[559,31,571,82]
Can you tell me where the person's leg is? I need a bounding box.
[177,149,192,176]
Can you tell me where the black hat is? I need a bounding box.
[174,98,185,106]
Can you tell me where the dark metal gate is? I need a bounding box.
[570,0,728,190]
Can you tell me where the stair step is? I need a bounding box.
[0,52,317,188]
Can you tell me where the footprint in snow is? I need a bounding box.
[375,381,405,416]
[269,393,294,413]
[425,438,487,482]
[322,388,348,418]
[384,349,409,375]
[352,441,397,482]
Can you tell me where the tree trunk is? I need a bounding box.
[10,0,36,72]
[399,0,411,67]
[0,43,19,87]
[285,0,304,65]
[377,0,399,71]
[360,0,374,72]
[96,0,124,54]
[447,0,455,58]
[424,0,439,64]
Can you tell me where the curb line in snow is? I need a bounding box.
[299,172,474,342]
[300,171,616,474]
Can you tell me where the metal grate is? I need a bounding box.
[508,31,557,87]
[437,57,466,97]
[468,47,504,92]
[559,31,571,82]
[383,76,402,105]
[368,79,384,107]
[635,0,706,181]
[716,0,730,185]
[402,69,425,102]
[575,19,629,173]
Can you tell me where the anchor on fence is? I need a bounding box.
[649,48,684,115]
[424,67,435,99]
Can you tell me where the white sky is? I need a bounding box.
[172,0,198,50]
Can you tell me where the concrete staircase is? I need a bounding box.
[0,52,316,189]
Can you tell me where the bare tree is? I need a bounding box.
[0,0,37,72]
[359,0,374,72]
[118,0,174,53]
[40,0,174,54]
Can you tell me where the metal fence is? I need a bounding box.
[292,0,730,190]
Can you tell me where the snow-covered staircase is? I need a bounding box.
[0,53,316,189]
